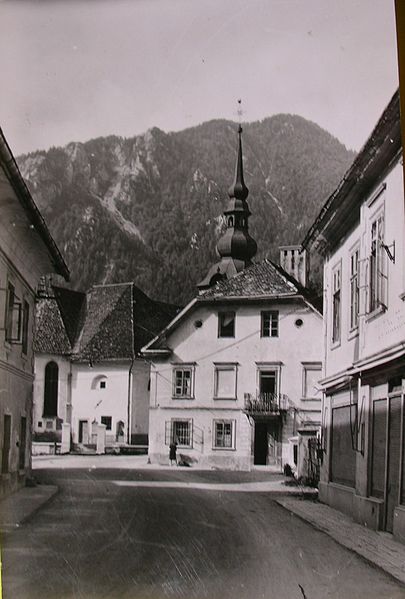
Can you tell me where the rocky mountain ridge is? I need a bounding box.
[18,115,355,305]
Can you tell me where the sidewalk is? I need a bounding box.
[277,497,405,587]
[0,484,58,532]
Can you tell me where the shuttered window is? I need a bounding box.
[330,405,356,487]
[371,398,387,498]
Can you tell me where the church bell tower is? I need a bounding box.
[198,125,257,290]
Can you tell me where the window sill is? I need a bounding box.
[366,305,386,323]
[330,340,341,351]
[212,447,236,451]
[172,397,194,400]
[213,397,237,401]
[347,327,359,342]
[300,397,322,402]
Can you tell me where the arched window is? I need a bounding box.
[228,216,234,228]
[43,361,58,417]
[91,375,107,390]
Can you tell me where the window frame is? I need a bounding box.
[218,311,235,338]
[349,246,360,334]
[172,364,195,399]
[213,362,238,400]
[368,209,386,316]
[260,310,279,338]
[170,418,193,448]
[256,362,282,398]
[301,362,322,400]
[331,262,342,347]
[22,299,30,355]
[213,419,236,450]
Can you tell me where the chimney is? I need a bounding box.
[279,245,309,288]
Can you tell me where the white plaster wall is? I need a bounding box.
[130,358,150,442]
[149,299,322,467]
[323,159,405,381]
[71,362,131,444]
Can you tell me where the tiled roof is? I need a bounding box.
[35,282,178,362]
[34,298,72,354]
[198,259,299,300]
[73,284,133,362]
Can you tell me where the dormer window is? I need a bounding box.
[218,311,235,338]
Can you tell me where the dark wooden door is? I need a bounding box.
[254,422,268,465]
[386,395,401,532]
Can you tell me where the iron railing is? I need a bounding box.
[244,392,288,414]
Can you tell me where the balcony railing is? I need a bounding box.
[244,392,288,414]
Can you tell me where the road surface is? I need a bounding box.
[2,465,405,599]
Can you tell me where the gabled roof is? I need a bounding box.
[142,259,321,355]
[35,282,178,362]
[302,89,402,253]
[0,127,69,280]
[73,284,133,362]
[199,259,300,300]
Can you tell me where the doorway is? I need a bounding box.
[254,421,280,465]
[78,420,89,444]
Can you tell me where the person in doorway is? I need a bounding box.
[169,439,178,466]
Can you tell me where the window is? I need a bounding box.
[101,416,112,430]
[43,361,59,417]
[165,419,192,447]
[302,363,322,399]
[259,369,277,396]
[5,282,22,343]
[369,213,385,313]
[100,380,106,389]
[22,300,29,354]
[218,311,235,337]
[1,415,11,474]
[214,364,237,399]
[350,248,359,331]
[172,366,194,398]
[213,420,235,449]
[261,311,279,337]
[332,265,341,345]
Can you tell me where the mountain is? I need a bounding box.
[17,116,355,305]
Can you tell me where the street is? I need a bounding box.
[2,461,405,599]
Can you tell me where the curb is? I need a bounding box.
[276,498,405,588]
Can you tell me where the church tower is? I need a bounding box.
[198,125,257,290]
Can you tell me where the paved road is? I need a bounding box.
[2,467,405,599]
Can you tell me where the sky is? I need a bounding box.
[0,0,399,156]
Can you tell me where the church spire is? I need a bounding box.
[228,125,249,202]
[198,123,257,291]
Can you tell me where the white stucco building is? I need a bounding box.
[143,260,323,470]
[303,89,405,542]
[0,127,69,497]
[34,281,176,451]
[143,125,323,472]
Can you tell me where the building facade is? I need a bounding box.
[0,128,69,497]
[143,126,323,471]
[34,282,176,451]
[303,89,405,541]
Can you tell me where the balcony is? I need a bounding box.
[244,392,288,415]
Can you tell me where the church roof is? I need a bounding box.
[35,282,178,362]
